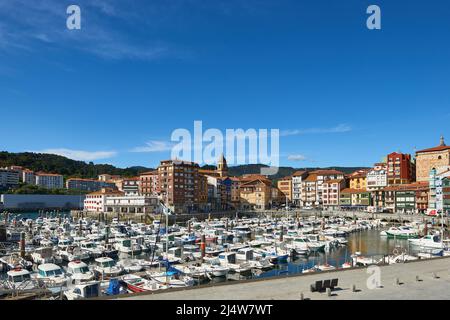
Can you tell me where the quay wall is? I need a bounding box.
[0,194,85,212]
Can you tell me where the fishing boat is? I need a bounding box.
[0,254,33,272]
[79,241,104,258]
[4,268,38,291]
[384,226,419,239]
[408,234,445,251]
[146,270,195,288]
[200,258,230,277]
[117,259,145,273]
[34,263,68,287]
[213,252,253,275]
[351,252,381,266]
[57,245,90,262]
[316,263,336,271]
[66,260,95,283]
[92,257,123,279]
[122,274,168,293]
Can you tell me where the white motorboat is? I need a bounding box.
[384,226,419,239]
[408,234,445,251]
[213,252,253,275]
[4,268,38,291]
[66,260,95,283]
[201,258,230,277]
[79,241,104,258]
[92,257,123,279]
[34,263,68,287]
[146,270,195,288]
[316,263,336,272]
[117,259,145,273]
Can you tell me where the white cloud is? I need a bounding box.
[131,140,174,153]
[280,124,352,137]
[36,148,117,161]
[287,154,307,161]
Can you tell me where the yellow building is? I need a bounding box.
[349,169,369,190]
[277,176,292,202]
[239,178,272,210]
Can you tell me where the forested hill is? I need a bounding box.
[0,152,153,179]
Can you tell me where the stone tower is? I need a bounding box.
[217,153,228,177]
[440,135,446,146]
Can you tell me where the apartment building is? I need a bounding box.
[277,176,292,202]
[22,169,36,185]
[66,178,116,192]
[0,169,20,189]
[35,172,64,189]
[322,179,346,210]
[122,177,140,196]
[291,170,308,207]
[84,188,125,213]
[239,178,272,210]
[158,160,207,214]
[139,171,160,196]
[387,152,415,185]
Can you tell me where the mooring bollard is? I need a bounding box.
[327,288,332,297]
[396,277,400,285]
[416,275,420,282]
[352,284,356,292]
[300,292,304,300]
[432,272,438,279]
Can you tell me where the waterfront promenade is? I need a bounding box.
[113,257,450,300]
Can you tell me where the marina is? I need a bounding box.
[0,210,448,300]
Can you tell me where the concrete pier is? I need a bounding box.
[112,257,450,300]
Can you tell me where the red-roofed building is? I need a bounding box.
[416,136,450,182]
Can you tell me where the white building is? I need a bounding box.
[35,172,64,189]
[22,170,36,185]
[367,163,388,191]
[84,188,125,213]
[292,171,307,206]
[104,195,161,214]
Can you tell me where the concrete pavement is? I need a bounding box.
[113,257,450,300]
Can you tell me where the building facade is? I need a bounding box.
[35,172,64,189]
[158,160,207,214]
[139,171,160,196]
[84,188,125,213]
[277,176,292,203]
[387,152,415,185]
[322,179,346,210]
[415,136,450,182]
[0,169,20,189]
[66,178,116,192]
[239,178,272,210]
[291,170,307,207]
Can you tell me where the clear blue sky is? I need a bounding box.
[1,0,449,169]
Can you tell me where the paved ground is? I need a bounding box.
[115,257,450,300]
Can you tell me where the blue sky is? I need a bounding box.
[1,0,449,169]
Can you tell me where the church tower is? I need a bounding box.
[217,153,228,177]
[440,135,446,146]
